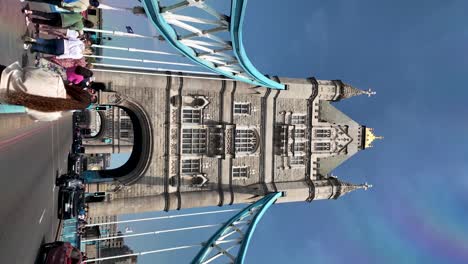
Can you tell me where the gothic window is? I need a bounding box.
[294,129,306,139]
[315,129,331,138]
[182,108,202,124]
[182,128,207,154]
[279,126,288,153]
[314,142,331,151]
[293,142,306,152]
[291,114,306,124]
[119,109,127,116]
[290,156,305,166]
[120,131,130,139]
[181,159,201,174]
[235,129,258,154]
[232,166,249,179]
[120,119,132,130]
[233,102,251,115]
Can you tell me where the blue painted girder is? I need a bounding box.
[141,0,285,90]
[191,192,283,264]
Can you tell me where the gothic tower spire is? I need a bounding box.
[336,181,373,198]
[364,127,383,148]
[316,80,375,101]
[340,83,376,99]
[313,177,372,200]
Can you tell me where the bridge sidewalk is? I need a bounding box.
[0,0,54,137]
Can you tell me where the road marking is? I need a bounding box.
[39,209,46,224]
[0,123,50,151]
[52,185,55,192]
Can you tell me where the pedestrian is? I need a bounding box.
[76,76,94,88]
[0,62,94,121]
[23,36,92,59]
[50,57,87,69]
[35,57,68,80]
[67,66,93,85]
[23,8,94,32]
[41,28,85,41]
[21,0,100,13]
[89,82,106,91]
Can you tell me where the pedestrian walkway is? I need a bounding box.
[0,0,33,67]
[0,0,51,135]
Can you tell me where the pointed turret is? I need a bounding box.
[364,127,383,148]
[312,177,372,200]
[316,80,375,101]
[340,83,376,99]
[336,181,372,199]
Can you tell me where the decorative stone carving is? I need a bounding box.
[108,93,123,104]
[170,159,178,175]
[179,174,208,188]
[224,125,234,156]
[171,109,179,123]
[170,96,181,107]
[170,142,178,154]
[182,95,209,109]
[170,128,178,141]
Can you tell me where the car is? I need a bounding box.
[68,154,83,175]
[55,172,79,187]
[72,136,82,146]
[72,156,82,174]
[58,186,84,220]
[56,171,83,186]
[73,127,81,140]
[72,111,85,124]
[80,128,92,136]
[67,153,78,173]
[39,241,82,264]
[71,141,84,154]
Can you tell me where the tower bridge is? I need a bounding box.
[78,1,382,262]
[84,65,380,216]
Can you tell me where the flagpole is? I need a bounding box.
[91,44,179,56]
[82,244,202,263]
[91,63,216,75]
[84,54,196,67]
[81,223,220,243]
[91,68,234,81]
[85,209,239,227]
[83,28,161,40]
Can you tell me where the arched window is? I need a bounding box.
[235,129,258,154]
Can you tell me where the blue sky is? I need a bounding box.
[104,0,468,263]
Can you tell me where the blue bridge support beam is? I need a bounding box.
[141,0,285,89]
[192,192,283,264]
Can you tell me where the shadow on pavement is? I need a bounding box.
[33,237,46,264]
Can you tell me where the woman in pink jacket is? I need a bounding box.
[66,66,93,85]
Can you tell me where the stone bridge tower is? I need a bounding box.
[86,67,381,217]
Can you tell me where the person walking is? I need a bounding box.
[50,57,87,69]
[0,62,94,121]
[21,0,100,12]
[66,66,93,85]
[23,9,94,31]
[24,36,92,59]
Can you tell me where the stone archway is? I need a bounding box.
[82,91,154,186]
[84,110,106,140]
